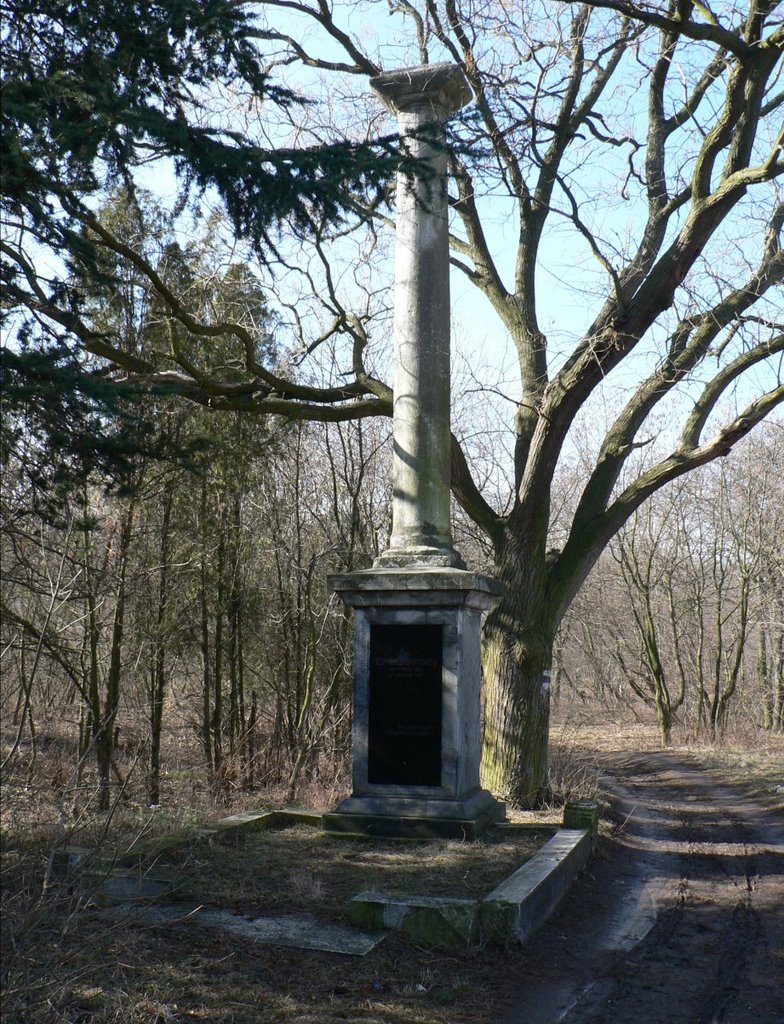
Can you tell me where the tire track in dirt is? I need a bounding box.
[497,751,784,1024]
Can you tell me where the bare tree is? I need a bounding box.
[562,425,783,739]
[4,1,782,803]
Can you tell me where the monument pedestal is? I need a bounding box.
[323,66,504,839]
[324,568,505,839]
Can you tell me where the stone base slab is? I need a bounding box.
[327,566,501,606]
[324,813,491,840]
[324,788,504,839]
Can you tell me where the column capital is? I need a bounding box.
[370,62,471,118]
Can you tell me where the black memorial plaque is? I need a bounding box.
[368,624,443,786]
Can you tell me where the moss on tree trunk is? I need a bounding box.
[481,535,555,808]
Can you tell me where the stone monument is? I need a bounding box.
[323,63,504,839]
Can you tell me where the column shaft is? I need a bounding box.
[370,64,471,568]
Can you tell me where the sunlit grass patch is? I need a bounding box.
[685,746,784,805]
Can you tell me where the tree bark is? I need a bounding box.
[199,479,213,773]
[148,479,173,806]
[481,530,554,806]
[97,506,133,811]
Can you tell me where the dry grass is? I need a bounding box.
[1,832,546,1024]
[670,729,784,805]
[549,709,784,806]
[180,825,551,920]
[1,723,553,1024]
[5,709,779,1023]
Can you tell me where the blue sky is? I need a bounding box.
[23,0,779,488]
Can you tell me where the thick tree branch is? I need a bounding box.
[679,334,784,449]
[120,373,393,421]
[551,368,784,619]
[612,382,783,530]
[58,198,381,406]
[547,68,782,441]
[569,206,784,535]
[569,0,753,59]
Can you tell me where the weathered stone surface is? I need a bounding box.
[210,810,277,832]
[270,808,323,828]
[324,783,504,838]
[328,567,501,602]
[325,64,503,840]
[367,64,471,569]
[46,845,93,883]
[196,807,322,839]
[480,829,592,944]
[563,799,600,834]
[325,572,504,838]
[116,905,386,956]
[198,910,386,955]
[323,806,501,840]
[350,892,478,950]
[369,63,472,116]
[116,833,190,865]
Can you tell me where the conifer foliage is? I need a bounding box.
[0,0,401,492]
[2,1,400,249]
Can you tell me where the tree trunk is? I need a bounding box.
[211,526,226,781]
[481,536,554,808]
[149,481,173,806]
[199,480,213,772]
[246,690,258,789]
[775,628,784,733]
[106,510,132,801]
[97,506,133,811]
[654,689,673,747]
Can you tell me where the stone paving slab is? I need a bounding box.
[115,904,386,956]
[91,872,188,906]
[198,909,387,955]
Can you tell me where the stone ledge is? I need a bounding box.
[323,812,493,840]
[115,808,322,864]
[88,870,192,907]
[323,788,504,840]
[347,828,592,950]
[480,828,592,945]
[47,814,592,953]
[350,893,478,951]
[327,567,501,605]
[206,807,322,835]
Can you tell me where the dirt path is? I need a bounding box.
[497,751,784,1024]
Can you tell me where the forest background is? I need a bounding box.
[2,0,783,827]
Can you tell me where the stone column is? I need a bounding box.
[370,64,471,568]
[324,64,504,839]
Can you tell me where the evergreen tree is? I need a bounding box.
[1,0,403,495]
